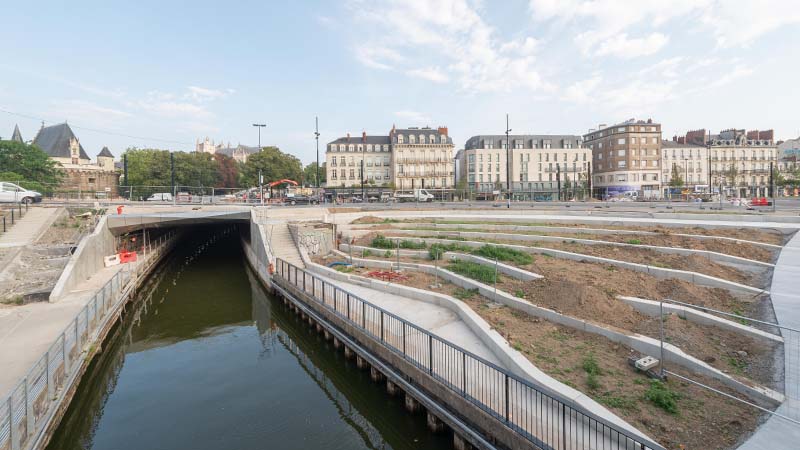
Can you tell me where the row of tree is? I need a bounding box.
[121,147,325,189]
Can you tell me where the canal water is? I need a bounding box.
[47,227,450,450]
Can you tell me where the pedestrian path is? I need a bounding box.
[0,207,59,248]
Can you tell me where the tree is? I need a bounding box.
[0,140,61,190]
[240,146,302,187]
[214,154,239,189]
[122,148,172,186]
[173,151,218,188]
[669,164,684,188]
[303,162,326,186]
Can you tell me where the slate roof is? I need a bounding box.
[11,124,23,143]
[662,140,703,149]
[98,146,114,158]
[393,128,453,145]
[464,134,583,150]
[327,135,391,145]
[32,123,90,160]
[216,144,259,157]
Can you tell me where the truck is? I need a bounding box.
[393,189,434,202]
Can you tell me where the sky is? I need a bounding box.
[2,0,799,164]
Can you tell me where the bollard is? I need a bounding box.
[11,209,14,224]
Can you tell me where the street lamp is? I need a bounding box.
[505,113,512,208]
[314,117,321,189]
[253,123,266,204]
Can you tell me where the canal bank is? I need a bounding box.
[46,227,451,450]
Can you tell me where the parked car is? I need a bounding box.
[146,193,173,202]
[0,182,42,204]
[285,195,319,205]
[176,192,192,203]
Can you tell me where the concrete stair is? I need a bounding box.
[0,207,59,248]
[270,223,305,268]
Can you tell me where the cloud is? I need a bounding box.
[135,91,214,121]
[592,33,669,59]
[45,100,133,129]
[406,67,449,83]
[185,86,233,102]
[350,0,551,93]
[394,110,432,124]
[563,75,602,103]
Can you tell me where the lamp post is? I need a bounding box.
[253,123,266,204]
[314,117,321,189]
[505,113,512,208]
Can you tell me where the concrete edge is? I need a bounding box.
[616,296,784,344]
[340,254,784,407]
[49,215,112,302]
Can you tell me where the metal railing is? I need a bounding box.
[274,259,662,450]
[0,231,177,450]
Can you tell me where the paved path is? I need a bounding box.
[313,272,505,367]
[0,207,59,248]
[0,263,128,396]
[739,231,800,449]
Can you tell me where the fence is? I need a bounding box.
[0,231,177,450]
[659,299,800,425]
[0,203,30,235]
[274,258,662,450]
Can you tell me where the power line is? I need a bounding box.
[0,107,195,146]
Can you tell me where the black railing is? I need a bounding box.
[274,259,662,450]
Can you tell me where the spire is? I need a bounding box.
[11,124,23,143]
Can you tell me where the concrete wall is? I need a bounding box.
[49,216,116,302]
[289,222,335,256]
[247,210,274,287]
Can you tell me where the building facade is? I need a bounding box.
[458,135,590,197]
[583,119,662,199]
[325,126,454,189]
[661,140,709,195]
[778,137,800,159]
[30,123,120,197]
[391,126,454,190]
[196,138,260,163]
[708,129,776,197]
[326,132,392,188]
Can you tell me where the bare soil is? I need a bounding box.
[342,246,779,389]
[314,255,766,449]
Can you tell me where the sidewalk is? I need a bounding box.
[739,232,800,449]
[0,207,59,248]
[0,263,128,395]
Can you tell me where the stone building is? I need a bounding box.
[661,140,709,195]
[583,119,662,199]
[458,134,590,197]
[31,123,120,197]
[325,126,454,189]
[196,137,260,163]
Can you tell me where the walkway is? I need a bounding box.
[739,231,800,449]
[0,207,59,248]
[313,272,504,367]
[0,263,128,395]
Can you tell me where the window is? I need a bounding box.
[332,171,337,180]
[419,135,425,144]
[631,137,637,144]
[618,149,626,157]
[544,140,552,149]
[409,135,416,144]
[616,174,627,182]
[598,142,603,149]
[514,141,523,149]
[617,127,626,132]
[618,161,626,168]
[651,137,657,144]
[617,138,626,145]
[397,134,404,144]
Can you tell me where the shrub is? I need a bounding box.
[586,373,601,390]
[447,260,499,284]
[644,380,680,414]
[472,245,533,265]
[626,239,643,245]
[400,239,427,249]
[429,242,472,259]
[453,287,478,300]
[371,234,395,249]
[514,289,525,298]
[362,249,373,257]
[582,353,601,376]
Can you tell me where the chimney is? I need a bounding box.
[362,131,367,142]
[647,118,653,124]
[346,132,350,141]
[437,126,448,136]
[598,124,606,129]
[672,135,678,142]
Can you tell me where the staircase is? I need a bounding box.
[270,223,305,268]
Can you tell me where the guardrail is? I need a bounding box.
[274,258,662,450]
[0,230,177,450]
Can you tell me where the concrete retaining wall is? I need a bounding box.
[289,222,335,256]
[380,229,773,270]
[354,235,769,296]
[335,254,783,407]
[49,216,116,302]
[339,243,542,281]
[616,296,783,344]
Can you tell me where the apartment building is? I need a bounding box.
[583,119,662,199]
[661,140,709,195]
[709,129,776,197]
[326,132,392,188]
[391,126,455,189]
[458,135,590,197]
[325,126,454,189]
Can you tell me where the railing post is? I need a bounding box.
[347,294,351,319]
[462,352,466,394]
[505,374,509,423]
[25,374,33,441]
[362,302,366,328]
[8,396,17,450]
[428,334,433,374]
[380,312,384,342]
[402,322,406,355]
[562,405,567,450]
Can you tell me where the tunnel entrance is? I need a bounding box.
[45,226,450,450]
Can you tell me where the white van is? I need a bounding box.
[0,182,42,204]
[146,193,173,202]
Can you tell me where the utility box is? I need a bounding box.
[635,356,659,371]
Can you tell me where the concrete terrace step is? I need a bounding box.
[270,223,304,268]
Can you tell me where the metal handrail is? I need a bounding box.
[0,231,177,450]
[273,258,663,450]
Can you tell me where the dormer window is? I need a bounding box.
[409,135,416,144]
[419,135,425,144]
[397,134,404,144]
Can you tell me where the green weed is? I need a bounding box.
[447,260,500,284]
[471,245,533,265]
[644,380,680,414]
